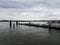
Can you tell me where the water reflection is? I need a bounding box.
[0,24,60,45]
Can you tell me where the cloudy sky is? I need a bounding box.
[0,0,60,20]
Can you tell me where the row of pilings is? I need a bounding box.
[9,20,60,30]
[9,21,18,29]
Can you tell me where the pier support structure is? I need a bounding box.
[16,21,18,26]
[29,21,31,24]
[48,21,51,31]
[13,23,15,29]
[9,21,18,29]
[9,21,12,29]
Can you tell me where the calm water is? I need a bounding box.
[0,22,60,45]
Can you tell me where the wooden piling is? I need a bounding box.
[48,22,51,31]
[9,21,12,29]
[13,23,15,29]
[29,21,31,24]
[16,21,18,25]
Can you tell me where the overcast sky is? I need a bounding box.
[0,0,60,20]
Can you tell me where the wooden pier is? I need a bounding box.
[0,20,59,29]
[18,23,60,29]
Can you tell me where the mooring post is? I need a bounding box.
[29,21,31,24]
[9,21,12,29]
[16,21,18,26]
[48,22,51,31]
[15,21,18,29]
[13,23,15,29]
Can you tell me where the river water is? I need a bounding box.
[0,22,60,45]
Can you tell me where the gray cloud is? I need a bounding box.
[0,1,30,9]
[0,0,60,20]
[0,0,60,9]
